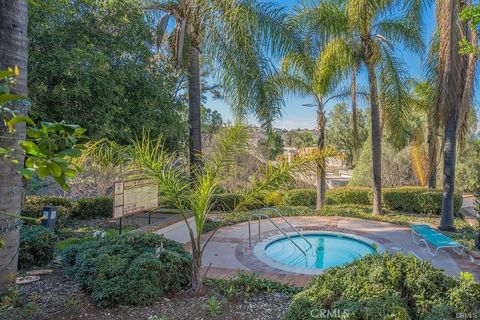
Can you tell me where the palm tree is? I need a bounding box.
[308,0,423,214]
[0,0,28,293]
[275,50,357,209]
[144,0,294,172]
[132,125,326,293]
[435,0,476,230]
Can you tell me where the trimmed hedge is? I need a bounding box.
[281,187,462,215]
[21,203,71,229]
[71,196,113,219]
[62,233,191,307]
[24,195,73,208]
[285,254,480,320]
[380,187,462,215]
[326,187,370,205]
[19,226,58,269]
[210,193,243,211]
[263,191,284,207]
[282,189,317,207]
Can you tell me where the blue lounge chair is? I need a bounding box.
[411,224,464,256]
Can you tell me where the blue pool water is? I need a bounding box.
[264,234,375,269]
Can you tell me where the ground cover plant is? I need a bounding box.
[284,254,480,320]
[19,226,58,270]
[62,233,191,307]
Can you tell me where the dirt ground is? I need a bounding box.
[3,269,292,320]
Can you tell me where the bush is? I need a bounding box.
[282,189,316,207]
[19,226,58,269]
[209,271,300,299]
[284,254,480,320]
[263,191,284,207]
[326,187,370,205]
[380,187,462,215]
[24,195,73,208]
[21,203,71,228]
[349,141,417,187]
[72,196,113,219]
[211,193,243,211]
[62,233,191,307]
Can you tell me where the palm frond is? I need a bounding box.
[236,145,341,210]
[378,43,412,148]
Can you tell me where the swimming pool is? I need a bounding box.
[255,231,382,274]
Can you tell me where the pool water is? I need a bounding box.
[264,234,375,269]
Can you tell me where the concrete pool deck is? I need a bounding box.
[155,216,480,287]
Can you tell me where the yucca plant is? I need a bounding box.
[131,125,337,292]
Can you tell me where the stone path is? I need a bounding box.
[155,216,480,287]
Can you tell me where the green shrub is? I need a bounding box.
[209,271,301,299]
[416,191,462,215]
[22,195,73,228]
[211,193,243,211]
[284,254,480,320]
[62,233,191,307]
[25,195,73,208]
[326,187,371,205]
[21,203,71,228]
[263,191,284,207]
[380,187,462,215]
[72,196,113,219]
[19,226,58,269]
[283,189,316,207]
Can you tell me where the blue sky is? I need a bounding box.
[205,1,437,130]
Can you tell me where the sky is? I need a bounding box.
[204,0,437,130]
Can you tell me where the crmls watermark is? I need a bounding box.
[310,309,350,319]
[456,312,479,319]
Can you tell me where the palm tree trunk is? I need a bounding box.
[436,0,469,230]
[188,44,202,173]
[426,127,437,189]
[190,240,203,294]
[315,99,326,210]
[0,0,28,294]
[365,55,382,215]
[351,69,360,159]
[439,115,457,231]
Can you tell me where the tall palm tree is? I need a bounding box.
[275,49,357,209]
[308,0,423,214]
[0,0,28,293]
[144,0,294,172]
[435,0,476,230]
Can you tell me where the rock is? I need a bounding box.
[16,276,41,285]
[26,269,54,276]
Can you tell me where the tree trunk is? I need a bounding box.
[426,127,437,189]
[0,0,29,294]
[351,69,360,159]
[190,241,203,294]
[315,100,326,210]
[188,44,202,174]
[365,53,382,215]
[439,115,457,231]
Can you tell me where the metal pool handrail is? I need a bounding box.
[247,208,313,257]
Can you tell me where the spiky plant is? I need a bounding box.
[131,125,335,292]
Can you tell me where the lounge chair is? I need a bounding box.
[411,224,464,256]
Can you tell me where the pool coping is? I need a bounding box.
[253,230,386,275]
